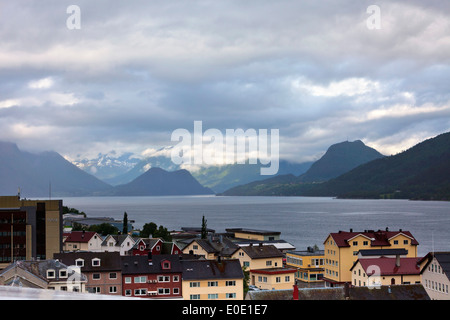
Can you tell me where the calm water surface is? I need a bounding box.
[62,196,450,257]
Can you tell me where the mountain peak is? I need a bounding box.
[298,139,384,182]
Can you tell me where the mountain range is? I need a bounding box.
[74,147,313,193]
[1,131,449,200]
[0,142,212,198]
[221,132,450,201]
[220,140,385,196]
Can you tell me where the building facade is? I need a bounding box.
[181,259,244,300]
[0,196,63,268]
[323,228,419,287]
[350,257,421,287]
[286,248,325,286]
[419,252,450,300]
[121,255,183,299]
[54,251,122,295]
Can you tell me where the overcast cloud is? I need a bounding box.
[0,0,449,164]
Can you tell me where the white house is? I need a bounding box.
[420,252,450,300]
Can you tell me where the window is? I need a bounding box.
[125,277,131,284]
[285,276,290,282]
[92,258,101,267]
[363,241,369,246]
[125,289,132,296]
[158,288,170,295]
[208,294,218,299]
[134,276,147,283]
[109,286,117,294]
[47,270,55,278]
[190,294,200,300]
[92,273,101,280]
[173,288,180,294]
[59,269,68,278]
[352,241,358,246]
[393,240,398,245]
[134,289,147,296]
[226,280,236,286]
[226,293,236,299]
[266,261,272,267]
[193,245,198,250]
[75,259,84,267]
[158,275,170,282]
[162,261,171,269]
[190,282,200,288]
[91,287,100,294]
[403,240,408,245]
[208,281,218,287]
[243,261,250,267]
[276,277,281,283]
[109,272,117,279]
[173,275,179,282]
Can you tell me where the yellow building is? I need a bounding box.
[231,244,284,271]
[323,228,419,287]
[350,257,421,287]
[182,239,219,260]
[0,195,63,269]
[286,247,324,286]
[249,268,296,290]
[181,259,244,300]
[226,228,280,241]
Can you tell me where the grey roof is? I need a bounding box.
[54,252,122,272]
[241,244,283,259]
[0,260,87,284]
[181,259,243,281]
[246,285,430,300]
[121,254,183,275]
[420,252,450,280]
[101,234,134,247]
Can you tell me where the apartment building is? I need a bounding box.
[181,259,244,300]
[323,228,419,287]
[0,195,63,268]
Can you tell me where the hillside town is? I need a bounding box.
[0,195,447,301]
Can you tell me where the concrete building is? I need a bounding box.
[0,195,63,269]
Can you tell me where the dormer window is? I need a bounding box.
[162,260,171,270]
[92,258,101,267]
[75,259,84,267]
[59,269,68,278]
[47,269,55,279]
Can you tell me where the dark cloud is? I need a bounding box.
[0,0,449,163]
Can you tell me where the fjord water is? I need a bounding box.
[63,196,450,257]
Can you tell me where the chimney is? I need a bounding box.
[293,285,299,300]
[350,228,353,232]
[396,255,400,267]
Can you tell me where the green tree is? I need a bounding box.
[242,266,250,295]
[154,225,172,242]
[140,222,158,238]
[201,215,207,239]
[123,212,128,234]
[88,223,119,236]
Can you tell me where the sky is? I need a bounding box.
[0,0,449,165]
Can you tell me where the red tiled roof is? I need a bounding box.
[63,231,98,243]
[327,230,419,247]
[357,257,421,276]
